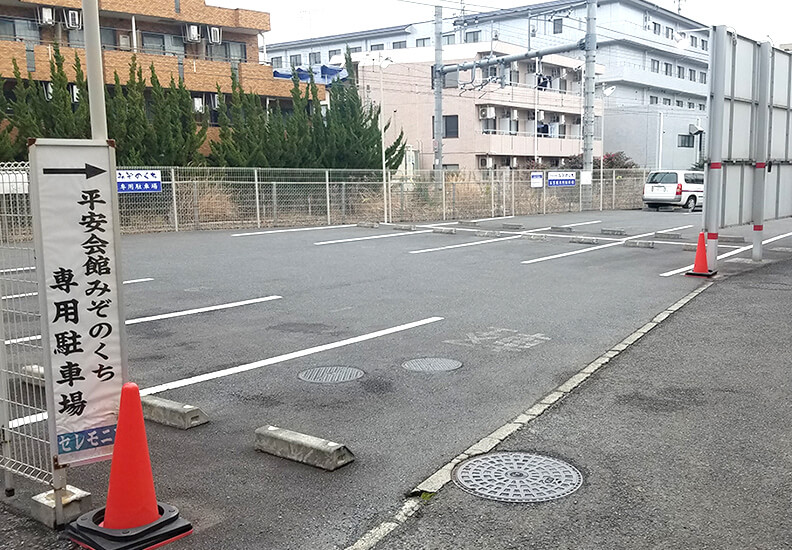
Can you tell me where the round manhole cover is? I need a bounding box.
[402,358,462,372]
[453,452,582,503]
[297,366,364,384]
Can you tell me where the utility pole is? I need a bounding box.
[582,0,597,205]
[433,6,443,182]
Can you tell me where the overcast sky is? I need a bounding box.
[207,0,789,46]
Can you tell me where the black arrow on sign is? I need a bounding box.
[43,164,107,179]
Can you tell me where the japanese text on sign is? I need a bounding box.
[547,171,576,187]
[116,170,162,193]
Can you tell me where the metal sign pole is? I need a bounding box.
[752,42,772,261]
[704,25,727,271]
[82,0,107,140]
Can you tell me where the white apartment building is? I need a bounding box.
[266,0,711,169]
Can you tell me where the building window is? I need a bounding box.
[309,51,321,64]
[690,35,698,48]
[553,19,563,34]
[678,134,695,148]
[653,22,661,35]
[349,46,362,53]
[678,66,685,79]
[699,103,706,111]
[392,40,406,49]
[329,49,341,59]
[666,27,674,39]
[416,37,430,47]
[141,32,165,54]
[699,71,707,84]
[688,101,695,109]
[664,63,673,76]
[432,115,459,138]
[701,39,708,51]
[651,59,660,73]
[662,98,672,105]
[676,100,684,107]
[465,30,480,43]
[371,43,384,51]
[689,68,696,81]
[649,95,659,104]
[289,54,302,67]
[442,34,455,45]
[271,56,282,69]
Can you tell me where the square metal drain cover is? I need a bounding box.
[453,452,582,503]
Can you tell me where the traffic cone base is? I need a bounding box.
[66,383,192,549]
[686,232,717,278]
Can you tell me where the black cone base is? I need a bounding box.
[65,502,192,550]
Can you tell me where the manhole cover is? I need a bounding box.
[402,358,462,372]
[297,366,364,383]
[453,452,582,503]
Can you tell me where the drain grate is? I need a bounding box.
[402,358,462,372]
[297,366,364,384]
[453,452,582,503]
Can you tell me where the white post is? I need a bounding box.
[170,168,179,231]
[600,108,605,211]
[254,168,261,228]
[612,169,616,209]
[82,0,107,139]
[490,169,495,217]
[442,170,446,220]
[657,111,664,170]
[511,169,515,216]
[752,42,771,262]
[542,170,547,215]
[325,170,331,225]
[380,63,388,224]
[131,15,138,53]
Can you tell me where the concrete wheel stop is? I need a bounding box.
[254,425,354,471]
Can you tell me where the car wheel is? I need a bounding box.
[684,196,696,209]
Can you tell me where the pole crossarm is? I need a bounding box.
[437,41,585,75]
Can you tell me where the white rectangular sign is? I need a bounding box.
[29,139,127,466]
[530,171,544,188]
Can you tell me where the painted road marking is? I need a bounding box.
[409,226,553,255]
[521,225,694,265]
[659,231,792,277]
[2,277,154,301]
[139,316,444,396]
[4,295,283,345]
[0,267,35,274]
[560,220,601,227]
[471,215,514,222]
[315,230,433,245]
[232,224,356,237]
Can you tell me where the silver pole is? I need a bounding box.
[442,171,446,221]
[490,169,495,217]
[82,0,107,140]
[612,169,616,209]
[705,25,727,272]
[433,6,443,181]
[380,62,388,224]
[600,99,605,211]
[752,42,771,262]
[170,168,179,232]
[254,168,261,228]
[657,112,664,169]
[325,170,331,225]
[582,0,597,208]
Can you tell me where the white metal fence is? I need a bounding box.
[0,162,647,491]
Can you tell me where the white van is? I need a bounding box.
[642,170,704,209]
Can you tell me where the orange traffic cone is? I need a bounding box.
[66,383,192,550]
[686,232,716,278]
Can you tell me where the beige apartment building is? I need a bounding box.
[348,41,603,173]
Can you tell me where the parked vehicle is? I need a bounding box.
[642,170,704,209]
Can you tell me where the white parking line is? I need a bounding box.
[10,315,445,428]
[232,224,356,237]
[140,316,444,396]
[521,225,694,265]
[659,231,792,277]
[2,277,154,301]
[471,215,514,222]
[410,235,524,254]
[4,295,283,345]
[315,230,433,245]
[560,220,602,227]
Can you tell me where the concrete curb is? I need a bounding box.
[141,396,209,430]
[655,231,682,239]
[255,425,354,471]
[502,223,524,230]
[624,240,655,248]
[570,237,599,244]
[433,227,457,235]
[476,230,502,238]
[550,226,573,232]
[601,228,626,236]
[457,221,479,228]
[357,222,380,229]
[720,235,746,244]
[393,224,417,231]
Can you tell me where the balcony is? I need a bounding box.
[606,65,708,97]
[470,83,589,115]
[468,130,602,158]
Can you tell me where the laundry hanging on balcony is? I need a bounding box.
[272,65,348,87]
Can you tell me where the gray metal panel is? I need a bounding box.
[722,164,742,226]
[733,37,756,100]
[770,108,787,158]
[730,102,753,159]
[778,165,792,218]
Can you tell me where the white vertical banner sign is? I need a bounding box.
[29,139,128,467]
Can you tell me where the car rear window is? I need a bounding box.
[648,172,678,183]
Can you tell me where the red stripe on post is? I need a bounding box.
[754,225,764,231]
[707,233,719,240]
[756,162,766,168]
[710,162,722,169]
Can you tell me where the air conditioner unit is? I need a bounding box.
[119,34,131,50]
[208,26,222,45]
[64,9,81,30]
[38,7,55,26]
[479,157,493,169]
[193,97,204,113]
[184,24,201,43]
[573,71,582,82]
[511,108,519,120]
[510,156,519,168]
[486,106,495,119]
[560,68,568,79]
[479,106,495,119]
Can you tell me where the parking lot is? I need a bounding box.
[4,208,792,549]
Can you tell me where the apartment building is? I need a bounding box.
[267,0,710,169]
[0,0,317,139]
[350,42,602,172]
